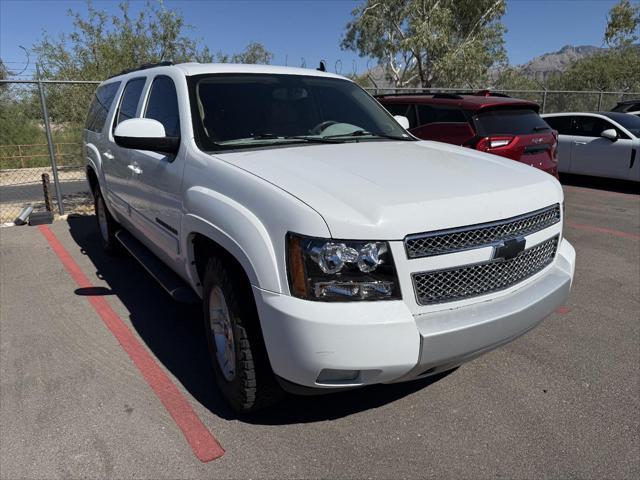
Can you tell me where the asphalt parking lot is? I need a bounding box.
[1,176,638,479]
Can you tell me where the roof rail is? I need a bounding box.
[374,92,429,98]
[432,93,464,100]
[474,89,511,98]
[373,92,464,99]
[109,61,174,79]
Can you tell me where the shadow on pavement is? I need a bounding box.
[560,173,639,195]
[66,215,452,425]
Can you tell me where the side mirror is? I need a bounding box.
[114,118,180,154]
[601,128,618,142]
[393,115,410,130]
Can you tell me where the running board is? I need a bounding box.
[115,230,200,304]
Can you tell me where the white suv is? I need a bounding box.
[84,62,576,412]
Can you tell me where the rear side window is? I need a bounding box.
[144,76,180,136]
[473,109,550,136]
[384,103,417,128]
[417,105,467,125]
[85,82,120,133]
[114,77,146,130]
[544,116,573,135]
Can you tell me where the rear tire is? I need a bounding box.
[94,187,120,255]
[202,257,283,413]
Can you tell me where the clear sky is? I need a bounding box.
[0,0,621,77]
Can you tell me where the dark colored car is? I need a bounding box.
[377,91,559,177]
[611,99,640,117]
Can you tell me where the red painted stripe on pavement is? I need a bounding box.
[38,225,224,462]
[565,221,640,240]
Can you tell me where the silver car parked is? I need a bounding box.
[542,112,640,182]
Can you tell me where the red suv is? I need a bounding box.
[377,91,558,177]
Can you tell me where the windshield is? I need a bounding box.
[473,109,550,136]
[602,112,640,137]
[188,73,412,151]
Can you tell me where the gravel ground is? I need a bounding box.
[0,177,638,479]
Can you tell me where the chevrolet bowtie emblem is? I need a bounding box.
[493,237,526,260]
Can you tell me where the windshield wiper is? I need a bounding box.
[216,134,341,147]
[252,133,341,144]
[324,130,413,141]
[533,126,551,131]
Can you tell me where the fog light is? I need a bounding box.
[313,280,394,299]
[316,369,360,383]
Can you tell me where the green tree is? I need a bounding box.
[560,48,640,92]
[34,0,212,81]
[232,41,274,64]
[29,0,214,131]
[345,71,374,88]
[494,67,540,91]
[341,0,507,88]
[0,61,43,150]
[215,41,274,64]
[605,0,640,49]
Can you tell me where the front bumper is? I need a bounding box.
[253,239,575,390]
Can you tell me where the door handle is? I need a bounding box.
[127,164,143,175]
[103,151,115,160]
[574,141,587,145]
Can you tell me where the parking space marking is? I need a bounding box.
[565,221,640,240]
[38,225,225,463]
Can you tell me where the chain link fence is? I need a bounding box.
[0,78,99,224]
[1,76,638,225]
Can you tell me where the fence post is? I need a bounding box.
[542,89,548,114]
[597,90,603,111]
[18,145,24,168]
[36,63,64,215]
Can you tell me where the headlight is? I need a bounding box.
[286,233,401,301]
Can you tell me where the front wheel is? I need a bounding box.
[93,187,120,255]
[202,257,283,413]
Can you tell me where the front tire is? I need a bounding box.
[202,257,283,413]
[93,187,120,255]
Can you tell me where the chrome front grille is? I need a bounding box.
[404,204,561,258]
[412,236,559,305]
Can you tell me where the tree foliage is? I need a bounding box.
[26,1,272,132]
[33,0,213,81]
[494,0,639,112]
[341,0,507,88]
[0,61,42,146]
[604,0,640,48]
[493,67,540,91]
[216,41,274,65]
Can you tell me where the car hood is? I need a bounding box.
[214,140,563,239]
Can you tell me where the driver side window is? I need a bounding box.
[573,116,627,139]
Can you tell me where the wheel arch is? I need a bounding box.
[189,232,255,299]
[182,187,283,295]
[86,164,99,196]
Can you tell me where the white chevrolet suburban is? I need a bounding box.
[84,62,576,412]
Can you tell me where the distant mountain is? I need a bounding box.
[518,45,605,82]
